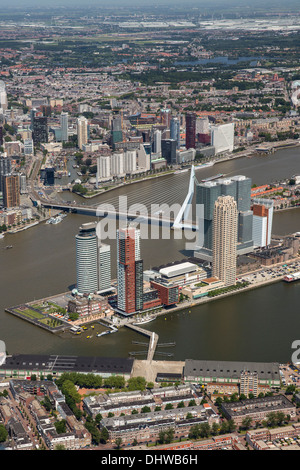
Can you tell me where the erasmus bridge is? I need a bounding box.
[36,166,198,231]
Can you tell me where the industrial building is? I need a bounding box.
[184,360,281,394]
[0,353,134,380]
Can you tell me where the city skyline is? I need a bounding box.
[0,0,300,452]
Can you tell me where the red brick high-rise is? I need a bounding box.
[117,227,143,314]
[185,112,196,149]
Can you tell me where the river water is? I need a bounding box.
[0,147,300,363]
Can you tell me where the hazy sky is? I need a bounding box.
[0,0,298,13]
[0,0,296,7]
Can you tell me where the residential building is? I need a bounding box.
[24,138,34,156]
[240,370,259,397]
[60,112,69,142]
[221,395,296,427]
[252,198,274,248]
[0,153,11,192]
[153,129,162,154]
[77,116,88,150]
[97,155,111,181]
[212,195,238,287]
[75,222,111,295]
[2,174,20,208]
[117,226,143,314]
[185,112,196,149]
[32,116,48,145]
[170,116,181,149]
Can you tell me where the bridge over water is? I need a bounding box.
[36,167,198,230]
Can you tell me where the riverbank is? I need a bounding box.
[65,138,300,201]
[6,255,299,337]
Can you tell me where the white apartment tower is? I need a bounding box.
[0,81,7,110]
[124,150,137,174]
[77,116,88,150]
[212,195,238,287]
[76,223,111,294]
[111,152,124,177]
[60,112,69,142]
[153,130,162,154]
[97,155,111,181]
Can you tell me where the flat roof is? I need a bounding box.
[159,262,197,277]
[184,360,280,381]
[0,354,134,375]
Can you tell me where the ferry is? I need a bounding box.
[174,169,189,175]
[97,327,117,337]
[97,331,110,337]
[194,161,215,170]
[46,215,63,225]
[283,272,300,283]
[201,173,224,183]
[133,315,157,326]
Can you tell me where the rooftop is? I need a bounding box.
[0,354,134,376]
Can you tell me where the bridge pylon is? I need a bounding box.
[172,165,196,230]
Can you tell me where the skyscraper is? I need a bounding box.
[185,112,196,150]
[161,139,177,165]
[3,174,20,208]
[170,117,181,149]
[160,108,171,127]
[195,175,253,260]
[0,81,7,110]
[32,116,48,145]
[60,112,69,142]
[77,116,88,150]
[99,244,112,292]
[76,223,111,295]
[117,226,143,314]
[111,116,123,149]
[212,195,238,287]
[153,129,162,154]
[252,198,274,248]
[97,155,111,181]
[0,154,11,192]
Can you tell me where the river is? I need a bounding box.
[0,147,300,363]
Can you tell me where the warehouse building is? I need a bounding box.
[184,360,281,395]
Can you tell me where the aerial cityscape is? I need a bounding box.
[1,0,300,454]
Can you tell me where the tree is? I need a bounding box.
[0,424,8,443]
[115,437,123,449]
[100,427,109,444]
[55,420,67,434]
[127,376,146,391]
[240,416,252,431]
[141,406,151,413]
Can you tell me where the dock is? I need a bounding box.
[125,323,159,362]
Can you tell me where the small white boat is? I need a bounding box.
[174,169,189,174]
[133,315,157,325]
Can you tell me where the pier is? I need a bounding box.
[125,323,159,362]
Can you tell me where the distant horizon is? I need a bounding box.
[0,0,299,9]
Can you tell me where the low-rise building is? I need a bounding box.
[221,395,296,426]
[100,403,219,445]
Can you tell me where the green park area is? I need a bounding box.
[8,302,65,331]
